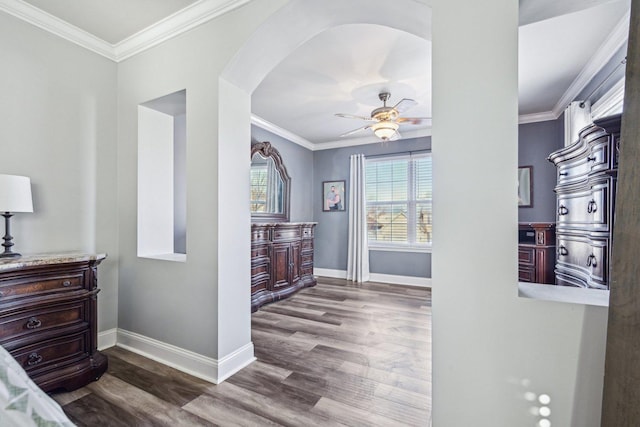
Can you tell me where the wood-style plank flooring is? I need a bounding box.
[53,277,432,426]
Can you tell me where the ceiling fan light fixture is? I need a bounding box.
[372,121,399,141]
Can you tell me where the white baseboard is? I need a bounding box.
[115,329,255,384]
[314,268,432,288]
[369,273,432,288]
[313,268,347,279]
[98,328,118,350]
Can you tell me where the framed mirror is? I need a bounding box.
[250,140,290,222]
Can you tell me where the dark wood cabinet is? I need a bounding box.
[548,114,620,289]
[518,222,556,284]
[251,223,316,312]
[0,253,108,392]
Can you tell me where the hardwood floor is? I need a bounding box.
[53,277,432,426]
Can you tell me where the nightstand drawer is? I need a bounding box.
[518,246,535,266]
[0,272,85,301]
[12,329,90,374]
[0,300,87,345]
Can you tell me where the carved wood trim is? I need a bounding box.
[251,139,291,222]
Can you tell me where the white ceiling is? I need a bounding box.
[21,0,199,44]
[8,0,631,148]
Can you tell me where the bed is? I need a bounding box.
[0,344,75,427]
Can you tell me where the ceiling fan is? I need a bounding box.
[335,92,431,141]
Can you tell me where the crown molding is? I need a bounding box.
[0,0,116,60]
[114,0,252,62]
[552,10,630,117]
[314,127,433,151]
[0,0,251,62]
[250,115,316,151]
[518,111,559,124]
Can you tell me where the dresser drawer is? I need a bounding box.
[301,253,313,266]
[556,180,613,232]
[251,244,270,265]
[272,226,301,242]
[556,234,608,288]
[0,271,85,302]
[556,136,610,185]
[0,300,88,345]
[251,227,270,243]
[12,329,90,374]
[518,246,535,266]
[302,226,314,238]
[301,239,313,251]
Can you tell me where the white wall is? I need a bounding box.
[115,1,287,375]
[0,0,612,420]
[137,106,174,257]
[431,0,608,426]
[0,12,119,333]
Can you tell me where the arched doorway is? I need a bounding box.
[216,0,432,374]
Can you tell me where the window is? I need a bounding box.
[250,164,268,212]
[365,152,432,250]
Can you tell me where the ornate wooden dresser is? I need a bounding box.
[0,253,108,392]
[251,223,316,312]
[548,114,620,289]
[518,222,556,284]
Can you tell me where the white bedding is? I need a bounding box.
[0,345,75,427]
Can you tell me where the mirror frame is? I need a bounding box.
[251,139,291,222]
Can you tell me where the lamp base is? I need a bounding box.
[0,251,21,258]
[1,212,22,259]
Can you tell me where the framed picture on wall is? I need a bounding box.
[518,166,533,208]
[322,180,346,212]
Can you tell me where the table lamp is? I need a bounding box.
[0,174,33,258]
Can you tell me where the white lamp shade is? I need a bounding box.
[0,175,33,213]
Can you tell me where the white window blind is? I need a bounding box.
[365,152,432,248]
[250,165,267,212]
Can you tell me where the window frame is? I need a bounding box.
[365,152,432,252]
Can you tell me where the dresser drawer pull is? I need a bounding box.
[587,200,597,213]
[559,172,568,176]
[26,317,42,329]
[558,205,569,216]
[587,254,598,268]
[62,280,72,287]
[27,352,43,366]
[587,155,596,162]
[558,246,568,256]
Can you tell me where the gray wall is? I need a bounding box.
[518,117,564,223]
[251,126,315,222]
[0,12,119,333]
[313,137,432,278]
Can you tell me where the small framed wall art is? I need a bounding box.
[322,180,346,212]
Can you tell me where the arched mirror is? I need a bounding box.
[250,140,290,222]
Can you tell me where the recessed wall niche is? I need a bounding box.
[137,89,187,261]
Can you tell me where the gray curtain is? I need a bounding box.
[347,154,370,282]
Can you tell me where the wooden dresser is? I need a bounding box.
[518,223,556,284]
[548,114,620,289]
[251,223,316,312]
[0,253,108,392]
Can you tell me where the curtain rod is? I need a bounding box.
[365,149,431,159]
[579,57,627,108]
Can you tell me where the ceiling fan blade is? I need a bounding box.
[339,125,372,137]
[392,98,418,113]
[388,130,402,141]
[335,113,376,121]
[397,117,432,125]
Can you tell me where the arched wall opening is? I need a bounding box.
[215,0,432,361]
